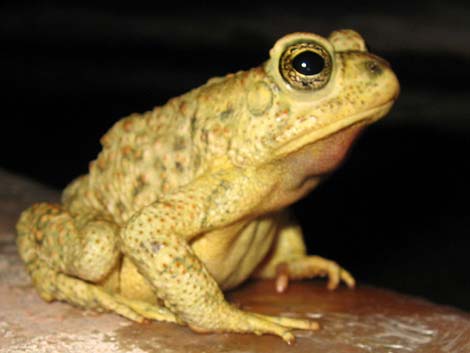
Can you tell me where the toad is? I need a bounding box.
[17,30,399,343]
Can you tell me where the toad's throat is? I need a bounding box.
[265,122,368,213]
[276,100,395,160]
[286,122,365,179]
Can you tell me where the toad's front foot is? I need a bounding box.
[275,255,356,292]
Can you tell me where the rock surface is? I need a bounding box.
[1,169,469,353]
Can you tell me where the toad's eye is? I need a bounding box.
[280,42,332,90]
[292,50,324,76]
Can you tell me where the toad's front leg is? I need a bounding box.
[120,169,318,343]
[253,211,355,292]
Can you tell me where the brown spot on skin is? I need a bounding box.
[201,129,209,144]
[35,230,44,243]
[179,101,187,113]
[97,157,107,171]
[190,115,197,139]
[150,241,164,254]
[133,174,149,197]
[122,145,133,156]
[173,137,186,151]
[134,150,143,160]
[100,134,110,147]
[175,162,184,173]
[116,201,126,213]
[123,120,133,132]
[193,153,201,171]
[154,158,167,172]
[39,215,49,225]
[219,108,233,121]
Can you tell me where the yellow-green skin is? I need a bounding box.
[16,30,399,343]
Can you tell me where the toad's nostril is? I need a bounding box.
[365,60,383,76]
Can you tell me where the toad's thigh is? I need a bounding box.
[17,203,121,283]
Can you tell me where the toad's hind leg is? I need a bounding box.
[16,203,121,284]
[16,203,184,325]
[16,203,123,307]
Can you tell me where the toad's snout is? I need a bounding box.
[347,51,400,109]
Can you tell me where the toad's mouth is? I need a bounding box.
[275,100,395,159]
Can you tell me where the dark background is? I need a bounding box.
[2,1,469,310]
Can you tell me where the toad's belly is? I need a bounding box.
[191,215,279,290]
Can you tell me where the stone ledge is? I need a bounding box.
[1,169,469,352]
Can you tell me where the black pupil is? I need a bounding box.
[292,50,324,76]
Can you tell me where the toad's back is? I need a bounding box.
[63,70,252,224]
